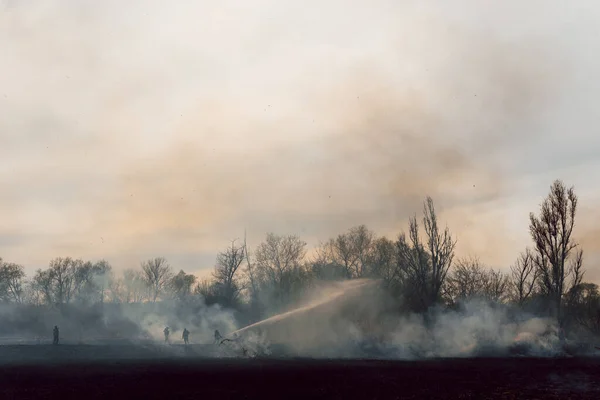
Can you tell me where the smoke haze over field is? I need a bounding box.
[2,1,600,277]
[220,279,581,359]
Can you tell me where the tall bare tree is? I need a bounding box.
[529,180,584,325]
[423,197,456,303]
[141,257,174,302]
[396,197,456,312]
[213,239,245,307]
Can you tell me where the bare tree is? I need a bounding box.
[194,278,219,305]
[107,276,125,303]
[28,257,88,305]
[213,239,245,307]
[423,197,456,303]
[48,257,77,304]
[444,257,487,303]
[31,268,55,305]
[444,257,509,304]
[254,233,307,306]
[484,268,510,303]
[120,268,147,303]
[326,225,375,278]
[395,217,432,312]
[510,249,538,305]
[0,259,25,303]
[169,270,197,302]
[72,260,112,305]
[141,257,174,302]
[310,240,348,281]
[369,237,398,285]
[350,225,376,277]
[529,180,584,325]
[567,282,600,335]
[73,260,93,303]
[21,280,43,306]
[328,236,354,279]
[396,197,456,312]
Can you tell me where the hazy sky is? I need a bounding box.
[2,0,600,281]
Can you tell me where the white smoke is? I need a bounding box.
[229,280,589,359]
[119,297,239,344]
[386,300,562,359]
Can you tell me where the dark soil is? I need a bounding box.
[1,345,599,399]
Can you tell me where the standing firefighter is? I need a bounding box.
[53,326,59,345]
[214,329,223,344]
[182,328,190,345]
[163,326,170,343]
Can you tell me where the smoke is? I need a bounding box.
[0,276,597,365]
[390,301,562,359]
[0,295,238,348]
[229,279,594,359]
[1,0,585,274]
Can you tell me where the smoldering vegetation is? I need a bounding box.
[227,279,591,359]
[0,181,599,362]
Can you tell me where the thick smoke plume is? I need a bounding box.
[227,280,594,359]
[0,276,597,363]
[0,0,577,271]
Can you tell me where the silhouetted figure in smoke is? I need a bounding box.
[182,328,190,345]
[163,327,170,343]
[214,329,223,344]
[53,326,59,345]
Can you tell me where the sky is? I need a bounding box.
[1,0,600,282]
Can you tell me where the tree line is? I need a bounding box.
[1,180,598,335]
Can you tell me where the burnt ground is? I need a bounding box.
[1,345,600,399]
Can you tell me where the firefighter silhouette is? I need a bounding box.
[53,326,59,345]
